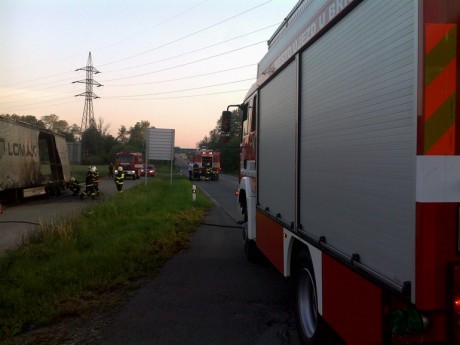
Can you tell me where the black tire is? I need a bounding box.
[295,256,323,344]
[241,219,260,263]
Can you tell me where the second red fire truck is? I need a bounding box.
[114,152,145,180]
[192,149,221,181]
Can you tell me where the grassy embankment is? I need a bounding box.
[0,172,212,339]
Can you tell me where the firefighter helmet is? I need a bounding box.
[118,166,123,172]
[70,177,75,182]
[90,166,96,173]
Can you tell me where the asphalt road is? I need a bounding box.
[98,201,302,345]
[191,174,241,221]
[95,166,303,345]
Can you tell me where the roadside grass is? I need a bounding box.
[0,175,212,340]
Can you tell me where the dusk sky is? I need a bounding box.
[0,0,298,148]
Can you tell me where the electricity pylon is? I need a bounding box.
[73,52,102,134]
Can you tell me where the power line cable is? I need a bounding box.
[95,0,210,53]
[0,71,75,88]
[103,23,277,74]
[3,89,245,113]
[103,41,265,82]
[0,0,211,74]
[2,99,81,114]
[1,24,268,93]
[1,77,78,99]
[101,0,273,67]
[106,63,257,87]
[0,21,273,89]
[1,63,255,105]
[2,39,261,108]
[4,94,76,108]
[107,78,254,98]
[1,0,275,111]
[109,88,248,101]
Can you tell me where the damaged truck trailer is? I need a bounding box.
[0,117,71,203]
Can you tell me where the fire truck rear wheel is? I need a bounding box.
[242,218,259,263]
[295,257,322,344]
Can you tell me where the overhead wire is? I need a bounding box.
[103,23,278,74]
[109,89,249,101]
[0,0,211,75]
[1,0,277,114]
[0,0,272,88]
[102,41,266,82]
[2,39,264,109]
[2,22,274,98]
[107,63,257,87]
[2,99,81,114]
[100,0,273,67]
[107,78,255,99]
[4,89,247,113]
[93,0,210,53]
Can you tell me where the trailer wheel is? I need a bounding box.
[295,258,322,344]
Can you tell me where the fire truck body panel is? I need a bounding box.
[298,0,417,296]
[232,0,460,343]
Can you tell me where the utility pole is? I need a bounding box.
[73,52,102,134]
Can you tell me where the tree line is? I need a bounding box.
[1,111,242,173]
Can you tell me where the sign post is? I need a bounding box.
[146,128,175,185]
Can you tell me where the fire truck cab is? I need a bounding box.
[114,152,145,180]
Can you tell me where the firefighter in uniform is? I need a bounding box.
[193,163,199,180]
[108,163,114,178]
[81,166,97,199]
[69,177,81,196]
[205,163,212,181]
[92,166,100,196]
[115,166,124,193]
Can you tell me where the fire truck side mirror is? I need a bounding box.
[221,111,232,133]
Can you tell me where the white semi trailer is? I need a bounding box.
[0,116,71,202]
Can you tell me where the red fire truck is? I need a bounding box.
[192,149,221,181]
[114,152,145,180]
[222,0,460,344]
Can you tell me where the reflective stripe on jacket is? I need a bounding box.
[115,173,124,185]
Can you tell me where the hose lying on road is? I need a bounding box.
[199,223,243,229]
[0,221,40,225]
[1,221,241,228]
